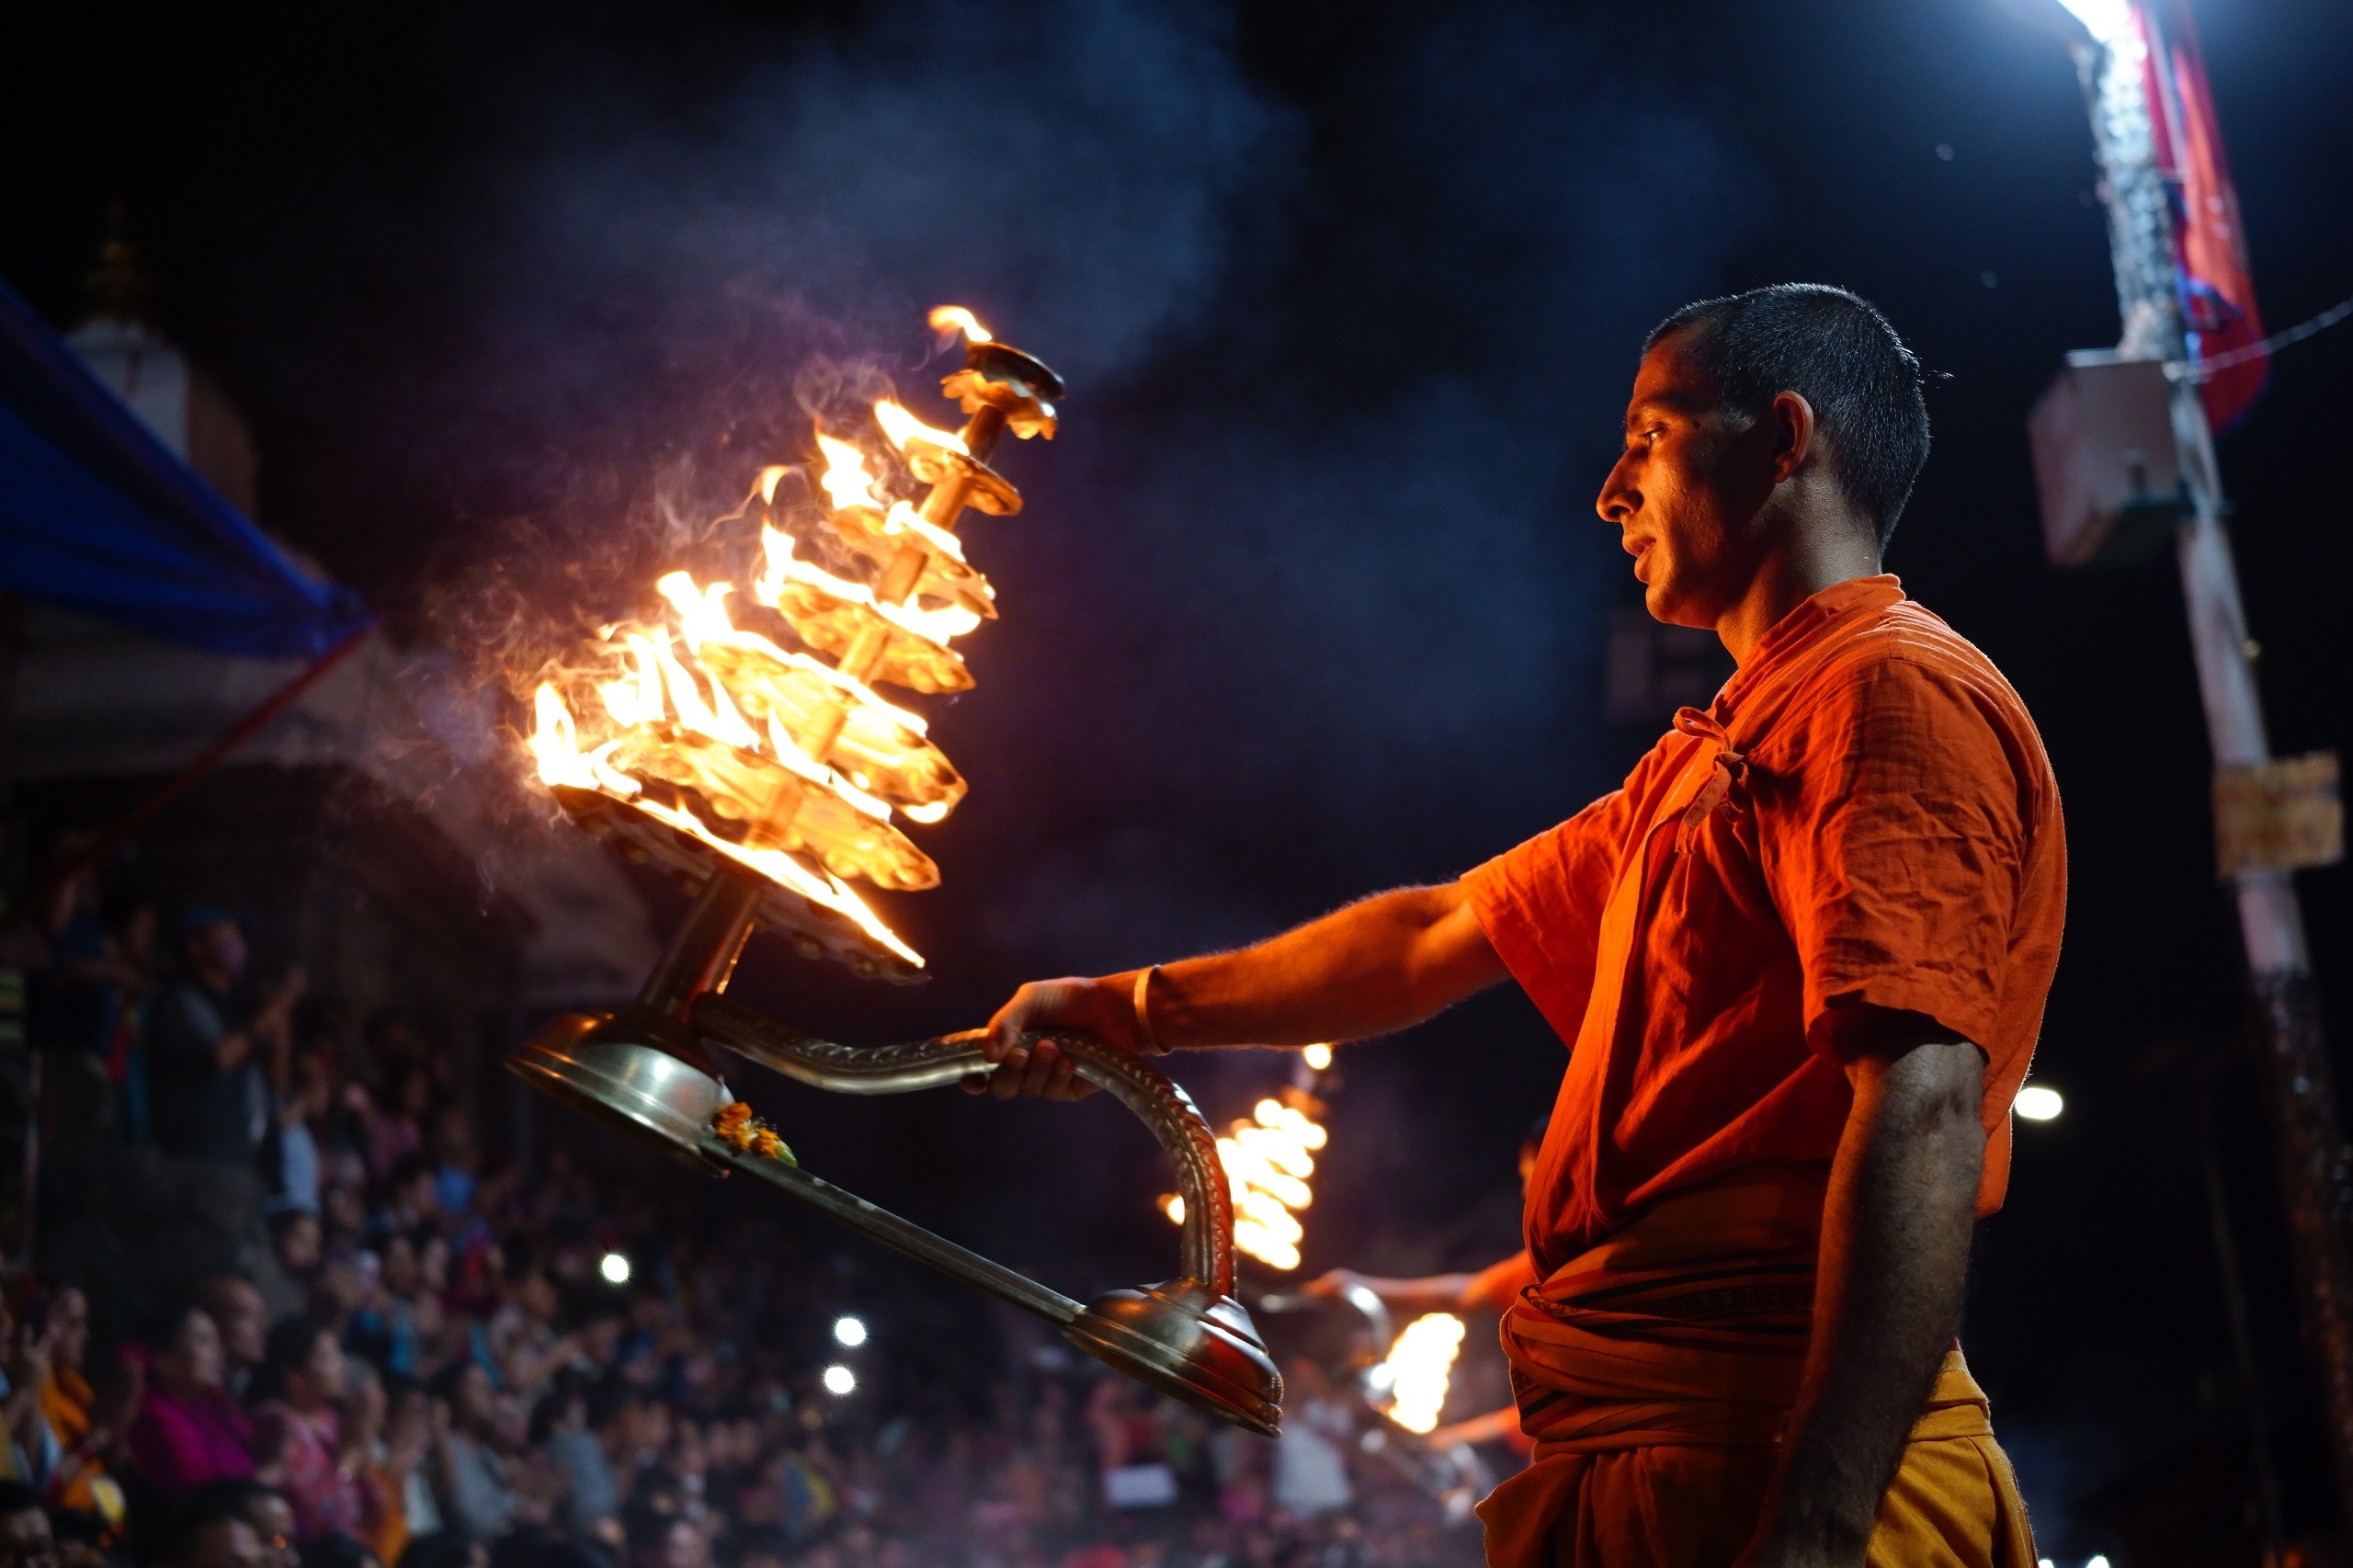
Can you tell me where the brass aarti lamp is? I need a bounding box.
[509,312,1283,1437]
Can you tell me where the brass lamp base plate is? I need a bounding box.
[507,1008,733,1170]
[550,786,925,983]
[1066,1280,1285,1438]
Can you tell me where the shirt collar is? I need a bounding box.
[1713,574,1904,719]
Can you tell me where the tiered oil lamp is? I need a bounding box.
[509,311,1283,1437]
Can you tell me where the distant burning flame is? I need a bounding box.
[1161,1062,1331,1272]
[1375,1314,1465,1435]
[527,309,1028,973]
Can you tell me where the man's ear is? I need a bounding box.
[1768,390,1816,486]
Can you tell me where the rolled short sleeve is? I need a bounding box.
[1462,785,1640,1049]
[1756,656,2028,1064]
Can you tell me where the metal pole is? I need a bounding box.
[2073,17,2353,1523]
[2197,1084,2288,1566]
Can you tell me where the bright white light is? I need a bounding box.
[2052,0,2135,49]
[1302,1043,1333,1072]
[2015,1085,2065,1122]
[598,1252,631,1285]
[1375,1313,1466,1434]
[821,1364,857,1396]
[832,1315,868,1348]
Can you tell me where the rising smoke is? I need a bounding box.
[400,0,1759,1253]
[420,0,1756,968]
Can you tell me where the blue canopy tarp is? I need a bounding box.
[0,275,368,658]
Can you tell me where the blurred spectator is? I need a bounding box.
[251,1318,363,1543]
[97,892,160,1147]
[0,1478,59,1568]
[275,1056,335,1218]
[375,1166,438,1246]
[125,1308,256,1496]
[193,1283,269,1396]
[32,1287,128,1532]
[0,1290,56,1485]
[346,1367,424,1568]
[620,1502,701,1568]
[427,1366,512,1546]
[345,1237,438,1386]
[147,914,302,1167]
[252,1215,324,1329]
[1269,1359,1353,1523]
[8,879,1495,1568]
[182,1480,295,1568]
[166,1482,270,1568]
[359,1072,432,1190]
[425,1112,477,1226]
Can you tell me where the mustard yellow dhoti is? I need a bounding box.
[1476,1172,2036,1568]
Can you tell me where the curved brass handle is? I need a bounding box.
[691,994,1234,1299]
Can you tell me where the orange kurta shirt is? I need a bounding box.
[1466,577,2064,1277]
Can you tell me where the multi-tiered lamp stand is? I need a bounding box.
[509,329,1284,1437]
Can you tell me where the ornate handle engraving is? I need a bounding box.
[691,995,1234,1299]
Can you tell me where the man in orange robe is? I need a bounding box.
[984,283,2064,1568]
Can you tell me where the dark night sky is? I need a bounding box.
[6,0,2351,1553]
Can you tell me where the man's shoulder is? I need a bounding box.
[1801,600,2040,733]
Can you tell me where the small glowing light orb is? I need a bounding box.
[832,1315,868,1348]
[598,1252,631,1285]
[2015,1085,2064,1122]
[822,1364,857,1397]
[1302,1043,1333,1072]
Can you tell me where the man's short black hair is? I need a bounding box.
[1646,284,1930,546]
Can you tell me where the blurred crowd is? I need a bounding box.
[0,870,1489,1568]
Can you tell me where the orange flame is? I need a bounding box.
[1375,1315,1465,1434]
[526,311,1029,972]
[1161,1088,1330,1272]
[927,304,991,342]
[874,399,968,456]
[814,434,883,513]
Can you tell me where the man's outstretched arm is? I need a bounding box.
[978,881,1508,1098]
[1739,1017,1987,1568]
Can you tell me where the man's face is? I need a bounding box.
[1596,334,1788,631]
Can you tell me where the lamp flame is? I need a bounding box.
[524,308,1041,975]
[1161,1074,1332,1272]
[1374,1314,1465,1435]
[927,304,992,342]
[874,399,969,456]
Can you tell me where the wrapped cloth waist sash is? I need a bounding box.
[1500,1166,1993,1453]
